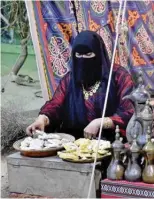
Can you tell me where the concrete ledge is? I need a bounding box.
[7,152,102,198]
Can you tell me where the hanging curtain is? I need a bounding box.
[26,0,154,100]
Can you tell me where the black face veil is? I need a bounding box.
[62,30,116,134]
[72,34,102,87]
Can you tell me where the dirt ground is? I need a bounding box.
[1,76,44,112]
[1,75,45,198]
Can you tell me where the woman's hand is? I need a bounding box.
[84,119,101,139]
[84,117,114,139]
[26,115,49,136]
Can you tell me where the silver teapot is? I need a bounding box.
[123,70,150,144]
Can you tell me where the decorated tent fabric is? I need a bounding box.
[32,1,154,99]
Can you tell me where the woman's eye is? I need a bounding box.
[87,53,92,56]
[83,52,96,58]
[75,52,96,58]
[75,53,82,58]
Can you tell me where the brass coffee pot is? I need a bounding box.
[142,126,154,184]
[107,126,125,180]
[124,133,141,181]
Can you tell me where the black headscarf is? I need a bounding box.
[72,31,110,87]
[62,30,117,136]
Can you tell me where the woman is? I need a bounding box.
[26,30,134,142]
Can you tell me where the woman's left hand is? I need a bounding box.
[84,119,101,139]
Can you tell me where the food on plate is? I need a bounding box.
[61,138,71,144]
[58,138,111,161]
[74,138,92,153]
[46,133,61,140]
[33,130,45,138]
[20,130,70,150]
[97,149,108,155]
[92,140,111,153]
[63,142,78,152]
[58,151,79,161]
[74,138,91,146]
[20,137,32,148]
[44,140,60,148]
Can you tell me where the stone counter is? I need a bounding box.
[7,152,102,198]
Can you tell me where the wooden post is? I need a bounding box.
[25,0,49,101]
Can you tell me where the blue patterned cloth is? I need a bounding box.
[33,1,154,98]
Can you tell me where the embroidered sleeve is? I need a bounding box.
[109,67,134,136]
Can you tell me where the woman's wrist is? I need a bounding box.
[37,114,50,126]
[95,117,114,129]
[103,117,114,129]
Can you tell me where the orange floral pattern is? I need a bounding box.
[141,14,147,23]
[57,23,72,43]
[132,47,146,66]
[88,11,100,31]
[114,50,120,65]
[128,10,139,27]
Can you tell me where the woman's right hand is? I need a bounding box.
[26,115,49,136]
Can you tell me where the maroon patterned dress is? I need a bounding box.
[40,65,134,139]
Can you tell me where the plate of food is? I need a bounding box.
[57,138,111,163]
[13,130,75,157]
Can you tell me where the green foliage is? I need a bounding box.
[1,1,29,40]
